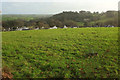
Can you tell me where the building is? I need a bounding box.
[64,25,67,28]
[34,27,39,30]
[16,27,30,31]
[49,26,57,29]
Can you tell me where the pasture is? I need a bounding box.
[2,27,119,78]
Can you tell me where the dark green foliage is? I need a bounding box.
[2,10,118,31]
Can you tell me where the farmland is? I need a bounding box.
[2,14,53,21]
[2,27,119,78]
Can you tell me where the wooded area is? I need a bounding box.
[2,10,118,31]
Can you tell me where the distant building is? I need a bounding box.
[34,27,39,30]
[53,26,57,29]
[16,27,22,31]
[16,26,30,31]
[64,25,67,28]
[49,26,57,29]
[22,27,29,30]
[112,26,114,27]
[73,27,77,28]
[42,27,44,29]
[8,28,11,31]
[49,27,53,29]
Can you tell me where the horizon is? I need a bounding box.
[1,1,119,14]
[2,10,118,15]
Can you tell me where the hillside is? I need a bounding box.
[2,14,53,21]
[2,10,118,31]
[51,11,118,27]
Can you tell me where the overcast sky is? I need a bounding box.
[1,0,120,14]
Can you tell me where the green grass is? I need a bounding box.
[2,27,119,78]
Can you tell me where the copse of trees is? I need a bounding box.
[2,19,25,30]
[2,10,118,31]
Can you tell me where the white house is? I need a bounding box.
[16,26,30,31]
[50,26,57,29]
[22,26,29,30]
[8,28,11,31]
[35,27,39,30]
[53,26,57,29]
[42,27,44,29]
[16,27,22,31]
[73,27,77,28]
[112,26,114,28]
[64,25,67,28]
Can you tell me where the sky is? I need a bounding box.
[1,0,120,14]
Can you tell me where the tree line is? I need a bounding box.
[2,10,118,31]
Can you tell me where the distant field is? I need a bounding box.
[2,27,119,78]
[2,14,53,21]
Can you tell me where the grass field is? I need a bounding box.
[2,27,119,78]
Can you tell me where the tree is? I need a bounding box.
[64,20,78,27]
[36,21,49,29]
